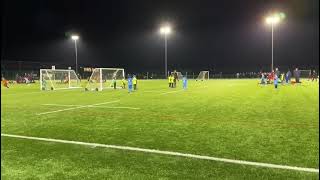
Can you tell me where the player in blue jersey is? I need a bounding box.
[182,76,187,90]
[274,74,278,89]
[128,75,133,93]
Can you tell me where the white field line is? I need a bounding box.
[42,104,140,110]
[160,89,185,95]
[1,133,318,173]
[37,100,120,115]
[42,104,80,107]
[90,106,140,110]
[143,90,166,93]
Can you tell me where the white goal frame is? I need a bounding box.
[196,71,210,80]
[85,68,125,91]
[40,69,81,90]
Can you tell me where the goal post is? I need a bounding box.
[40,69,81,90]
[196,71,209,80]
[85,68,125,91]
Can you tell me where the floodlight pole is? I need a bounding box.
[164,34,168,78]
[74,39,78,74]
[271,23,274,72]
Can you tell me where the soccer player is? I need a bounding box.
[312,70,318,82]
[112,77,116,89]
[24,76,30,84]
[169,75,173,88]
[41,77,47,90]
[173,70,178,88]
[280,73,285,84]
[285,69,292,84]
[182,76,187,90]
[275,68,280,78]
[121,78,126,89]
[64,74,69,84]
[128,75,133,93]
[171,75,174,88]
[168,75,171,88]
[2,77,9,88]
[133,75,137,90]
[274,74,278,89]
[260,72,267,85]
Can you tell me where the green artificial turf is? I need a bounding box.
[1,79,319,179]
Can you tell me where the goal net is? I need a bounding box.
[85,68,125,91]
[196,71,209,80]
[171,72,183,80]
[299,70,312,79]
[40,69,81,90]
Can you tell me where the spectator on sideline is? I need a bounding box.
[293,68,301,83]
[285,69,292,84]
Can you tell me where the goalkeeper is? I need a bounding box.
[111,77,116,89]
[41,78,47,90]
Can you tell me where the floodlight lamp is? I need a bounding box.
[160,26,171,35]
[71,35,79,40]
[265,14,281,25]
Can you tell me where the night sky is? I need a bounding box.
[2,0,319,73]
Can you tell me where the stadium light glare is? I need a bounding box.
[265,16,280,25]
[160,26,171,35]
[71,35,79,40]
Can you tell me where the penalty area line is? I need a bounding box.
[42,104,140,110]
[1,133,318,173]
[37,100,120,115]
